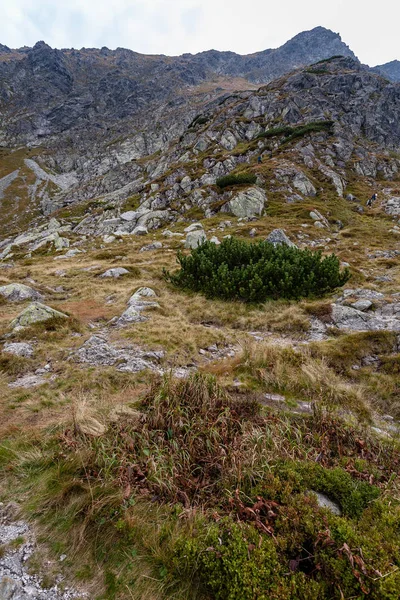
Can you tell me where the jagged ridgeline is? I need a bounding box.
[165,238,350,301]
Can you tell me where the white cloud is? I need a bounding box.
[0,0,399,65]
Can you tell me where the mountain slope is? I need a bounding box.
[0,27,356,147]
[373,59,400,82]
[1,34,400,600]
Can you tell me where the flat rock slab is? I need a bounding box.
[74,335,162,374]
[8,374,52,389]
[3,342,34,358]
[331,303,400,332]
[139,242,162,252]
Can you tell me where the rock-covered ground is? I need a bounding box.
[0,503,83,600]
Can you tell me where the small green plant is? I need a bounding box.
[216,173,257,189]
[165,237,350,302]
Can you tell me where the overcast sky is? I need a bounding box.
[1,0,399,66]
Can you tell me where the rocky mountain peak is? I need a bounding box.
[278,26,357,62]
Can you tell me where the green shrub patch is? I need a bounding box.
[216,173,257,189]
[165,237,350,302]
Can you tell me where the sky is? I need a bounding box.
[0,0,399,66]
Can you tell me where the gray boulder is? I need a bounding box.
[100,267,130,278]
[10,302,68,330]
[352,299,373,312]
[120,211,139,221]
[0,283,43,303]
[226,187,266,218]
[185,230,207,249]
[266,229,297,248]
[127,287,159,311]
[331,305,370,330]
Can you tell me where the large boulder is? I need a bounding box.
[275,162,316,197]
[10,302,68,330]
[0,283,43,302]
[225,187,266,218]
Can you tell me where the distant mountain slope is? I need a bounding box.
[372,59,400,82]
[0,27,357,147]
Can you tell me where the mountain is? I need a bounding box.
[373,59,400,82]
[1,28,400,600]
[0,27,356,147]
[0,27,359,234]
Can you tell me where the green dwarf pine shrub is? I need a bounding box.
[216,173,257,189]
[165,237,350,302]
[257,120,334,142]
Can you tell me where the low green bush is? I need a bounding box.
[257,120,334,142]
[165,237,350,302]
[174,520,291,600]
[216,173,257,189]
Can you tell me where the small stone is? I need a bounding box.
[103,235,116,244]
[128,287,157,301]
[264,393,286,402]
[209,236,221,245]
[162,230,184,238]
[352,299,373,312]
[139,241,162,252]
[310,491,342,516]
[118,306,148,324]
